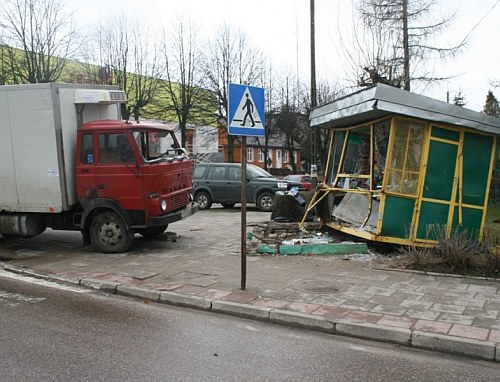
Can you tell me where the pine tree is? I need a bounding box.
[483,90,500,117]
[453,91,466,107]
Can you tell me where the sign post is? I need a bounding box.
[228,83,265,290]
[240,136,247,290]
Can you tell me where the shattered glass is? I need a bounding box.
[387,119,424,195]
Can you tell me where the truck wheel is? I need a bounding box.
[90,211,133,253]
[137,225,168,238]
[257,192,274,212]
[195,191,212,210]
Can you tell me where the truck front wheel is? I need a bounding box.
[90,211,133,253]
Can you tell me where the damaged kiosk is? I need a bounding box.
[302,84,500,246]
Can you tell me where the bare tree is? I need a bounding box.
[203,23,265,162]
[0,0,77,83]
[161,18,210,148]
[349,0,464,91]
[127,26,164,122]
[272,71,309,174]
[251,60,279,172]
[87,17,130,118]
[85,16,163,121]
[301,78,342,173]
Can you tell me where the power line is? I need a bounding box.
[458,0,500,46]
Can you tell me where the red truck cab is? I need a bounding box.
[76,120,197,252]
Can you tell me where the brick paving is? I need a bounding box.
[1,207,500,359]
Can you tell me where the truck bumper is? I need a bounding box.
[149,202,198,226]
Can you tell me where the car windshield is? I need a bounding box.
[132,129,180,161]
[247,164,273,178]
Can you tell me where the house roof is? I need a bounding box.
[309,83,500,135]
[246,134,302,149]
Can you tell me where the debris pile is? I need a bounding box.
[247,221,369,257]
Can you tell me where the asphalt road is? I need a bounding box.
[1,272,500,382]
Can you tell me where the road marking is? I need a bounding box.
[0,270,90,293]
[0,290,46,307]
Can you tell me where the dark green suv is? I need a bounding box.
[192,163,301,212]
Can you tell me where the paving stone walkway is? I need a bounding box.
[1,207,499,361]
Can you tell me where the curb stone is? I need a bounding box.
[160,291,212,310]
[81,278,120,293]
[49,274,82,285]
[116,285,161,301]
[411,331,496,361]
[270,309,334,332]
[335,321,411,346]
[1,265,499,363]
[211,300,271,320]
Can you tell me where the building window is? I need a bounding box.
[293,150,298,164]
[283,150,289,163]
[258,148,265,162]
[247,148,254,162]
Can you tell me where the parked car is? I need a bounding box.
[284,174,313,191]
[192,163,302,212]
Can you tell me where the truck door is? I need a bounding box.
[76,132,100,205]
[94,132,144,211]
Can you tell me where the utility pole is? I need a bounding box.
[402,0,410,91]
[310,0,317,109]
[310,0,318,182]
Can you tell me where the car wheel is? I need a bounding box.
[257,191,274,212]
[221,203,235,209]
[90,211,133,253]
[195,191,212,210]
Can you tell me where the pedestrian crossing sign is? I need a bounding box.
[228,83,265,136]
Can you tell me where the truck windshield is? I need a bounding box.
[132,129,180,161]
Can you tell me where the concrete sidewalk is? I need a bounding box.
[1,208,500,362]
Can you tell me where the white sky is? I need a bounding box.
[66,0,499,111]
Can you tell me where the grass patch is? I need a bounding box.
[401,224,500,278]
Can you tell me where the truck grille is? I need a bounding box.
[169,192,189,211]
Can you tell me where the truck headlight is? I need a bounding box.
[160,199,167,211]
[277,182,288,189]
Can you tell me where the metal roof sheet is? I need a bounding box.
[309,84,500,135]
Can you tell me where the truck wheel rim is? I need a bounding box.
[98,221,122,245]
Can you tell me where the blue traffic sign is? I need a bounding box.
[228,83,265,136]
